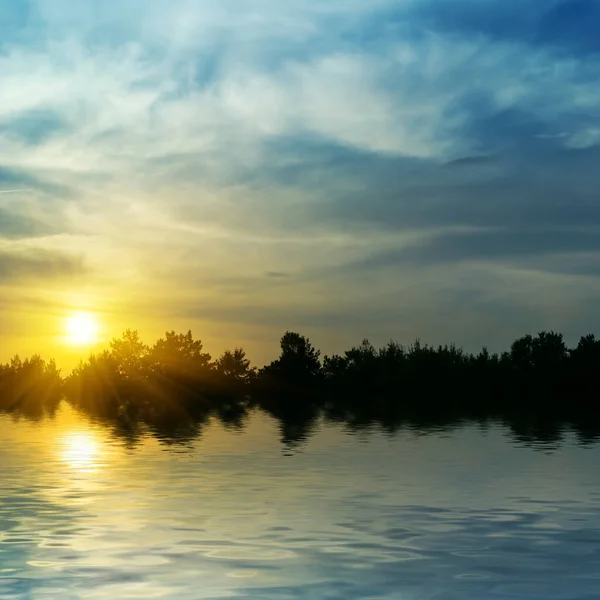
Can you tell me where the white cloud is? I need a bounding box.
[566,128,600,150]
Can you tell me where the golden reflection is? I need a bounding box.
[59,432,101,470]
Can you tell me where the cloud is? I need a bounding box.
[0,166,72,198]
[0,248,85,283]
[340,229,600,274]
[0,0,600,363]
[391,0,600,55]
[0,108,67,146]
[0,208,57,240]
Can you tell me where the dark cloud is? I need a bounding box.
[0,208,56,239]
[162,130,600,269]
[391,0,600,55]
[0,249,85,283]
[455,103,560,154]
[0,166,32,188]
[534,0,600,53]
[181,302,412,334]
[0,165,74,198]
[247,136,600,234]
[444,155,496,167]
[0,109,68,145]
[0,169,73,240]
[345,229,600,272]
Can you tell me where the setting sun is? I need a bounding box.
[65,312,100,346]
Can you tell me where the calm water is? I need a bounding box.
[1,405,600,599]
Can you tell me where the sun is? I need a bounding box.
[65,312,100,346]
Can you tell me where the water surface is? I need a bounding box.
[1,405,599,599]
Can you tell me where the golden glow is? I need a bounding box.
[64,312,100,346]
[59,432,100,470]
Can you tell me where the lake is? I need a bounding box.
[1,404,600,599]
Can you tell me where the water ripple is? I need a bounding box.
[1,406,600,598]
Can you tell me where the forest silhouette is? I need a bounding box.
[1,329,600,451]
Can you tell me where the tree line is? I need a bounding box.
[1,329,600,449]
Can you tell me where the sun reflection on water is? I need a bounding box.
[58,432,101,471]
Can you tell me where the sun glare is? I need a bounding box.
[59,432,100,470]
[65,312,100,346]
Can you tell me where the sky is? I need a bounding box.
[1,0,600,369]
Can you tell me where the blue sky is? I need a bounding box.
[1,0,599,365]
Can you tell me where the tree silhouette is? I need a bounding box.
[110,329,148,380]
[4,324,600,452]
[262,331,321,385]
[0,354,62,416]
[530,331,567,370]
[571,334,600,367]
[148,330,212,381]
[216,348,254,383]
[510,334,534,371]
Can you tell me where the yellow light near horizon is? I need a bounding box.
[65,312,100,346]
